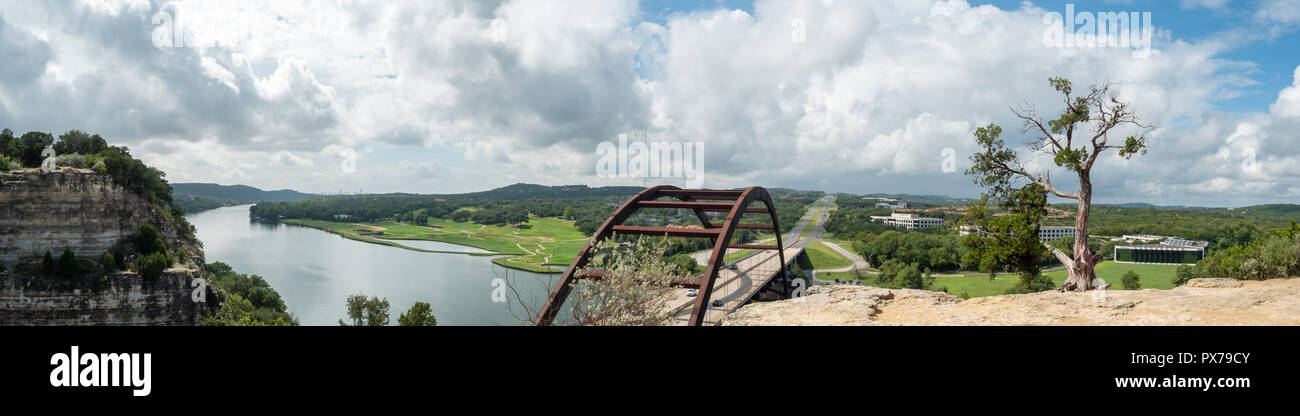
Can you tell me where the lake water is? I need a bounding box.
[187,205,559,326]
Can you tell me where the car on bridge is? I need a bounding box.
[685,289,698,297]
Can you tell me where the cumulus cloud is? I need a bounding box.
[1271,65,1300,119]
[0,0,1298,206]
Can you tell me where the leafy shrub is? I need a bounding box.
[0,154,18,171]
[103,253,116,273]
[1171,265,1202,286]
[134,223,166,255]
[57,247,78,279]
[205,262,295,325]
[136,251,171,282]
[54,153,88,169]
[42,250,55,275]
[1121,271,1141,290]
[666,253,699,274]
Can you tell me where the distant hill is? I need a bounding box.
[172,183,315,203]
[1095,202,1206,210]
[172,183,315,213]
[462,183,643,200]
[858,193,976,207]
[1226,204,1300,222]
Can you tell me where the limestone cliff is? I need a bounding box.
[0,168,216,325]
[0,268,222,325]
[0,168,190,264]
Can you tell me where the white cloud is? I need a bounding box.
[0,0,1298,207]
[1271,65,1300,119]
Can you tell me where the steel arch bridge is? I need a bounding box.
[534,186,792,326]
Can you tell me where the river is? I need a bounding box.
[186,205,559,326]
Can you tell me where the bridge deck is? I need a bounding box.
[667,246,803,326]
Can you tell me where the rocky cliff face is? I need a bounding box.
[0,168,184,264]
[0,168,215,325]
[723,278,1300,326]
[0,269,222,325]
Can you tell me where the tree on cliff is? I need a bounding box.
[961,183,1056,294]
[16,131,54,168]
[42,250,55,276]
[57,247,78,279]
[967,77,1154,291]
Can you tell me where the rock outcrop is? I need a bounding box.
[723,278,1300,326]
[1,168,216,325]
[0,268,223,325]
[0,168,186,264]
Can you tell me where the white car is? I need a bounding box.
[685,289,698,297]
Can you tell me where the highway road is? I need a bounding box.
[668,196,834,325]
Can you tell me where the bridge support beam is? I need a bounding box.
[533,186,786,326]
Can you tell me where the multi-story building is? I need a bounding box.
[1038,226,1076,242]
[870,213,942,230]
[1113,238,1208,265]
[864,197,908,209]
[1120,234,1165,244]
[959,225,1076,242]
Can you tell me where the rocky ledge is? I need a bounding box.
[723,278,1300,326]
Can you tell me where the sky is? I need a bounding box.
[1,0,1299,207]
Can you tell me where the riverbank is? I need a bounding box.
[279,217,584,274]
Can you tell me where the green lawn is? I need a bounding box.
[283,216,591,273]
[798,205,824,240]
[1044,261,1179,291]
[724,249,758,264]
[819,261,1181,298]
[805,241,853,270]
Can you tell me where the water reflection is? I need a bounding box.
[188,205,558,326]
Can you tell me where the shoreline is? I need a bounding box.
[279,219,564,274]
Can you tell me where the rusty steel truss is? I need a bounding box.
[534,186,787,326]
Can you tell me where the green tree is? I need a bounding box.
[0,154,17,172]
[1171,265,1202,286]
[398,302,438,326]
[135,223,166,255]
[17,131,55,168]
[42,250,55,275]
[136,251,171,282]
[894,263,925,289]
[967,77,1154,291]
[666,253,699,274]
[203,293,291,326]
[103,252,117,273]
[1275,218,1300,239]
[205,262,296,325]
[0,128,14,159]
[1121,271,1141,290]
[962,184,1055,294]
[53,130,107,155]
[340,294,390,326]
[57,247,78,279]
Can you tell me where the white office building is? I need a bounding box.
[1039,226,1076,242]
[960,225,1076,242]
[1120,234,1165,244]
[871,213,942,230]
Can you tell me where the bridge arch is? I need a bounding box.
[534,186,788,326]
